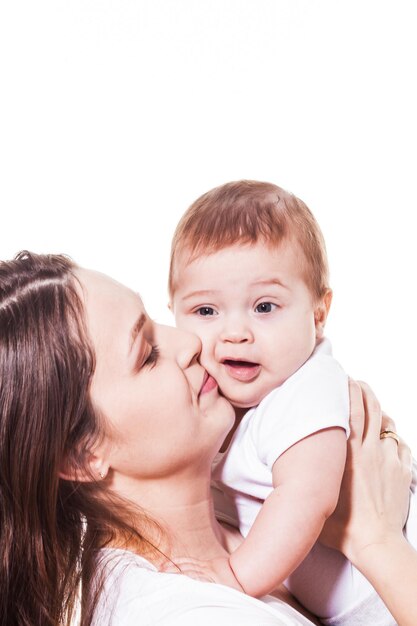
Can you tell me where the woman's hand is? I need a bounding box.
[320,379,413,562]
[321,380,417,625]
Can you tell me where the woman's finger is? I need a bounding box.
[398,440,413,480]
[348,379,366,445]
[357,381,382,441]
[380,412,403,450]
[381,412,398,434]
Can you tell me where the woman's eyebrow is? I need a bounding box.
[129,313,146,352]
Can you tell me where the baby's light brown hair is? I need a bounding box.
[169,180,330,302]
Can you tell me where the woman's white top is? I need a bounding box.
[92,548,315,625]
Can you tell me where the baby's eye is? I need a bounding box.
[255,302,276,313]
[195,306,217,316]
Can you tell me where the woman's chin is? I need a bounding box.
[218,396,236,429]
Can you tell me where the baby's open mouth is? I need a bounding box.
[222,359,261,382]
[223,359,259,368]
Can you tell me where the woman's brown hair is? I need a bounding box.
[0,252,158,625]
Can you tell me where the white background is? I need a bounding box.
[1,1,416,446]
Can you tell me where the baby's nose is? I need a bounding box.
[219,319,254,344]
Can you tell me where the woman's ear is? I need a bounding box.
[314,289,333,339]
[59,447,110,483]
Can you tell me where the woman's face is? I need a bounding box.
[78,269,234,483]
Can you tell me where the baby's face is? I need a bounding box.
[172,241,325,409]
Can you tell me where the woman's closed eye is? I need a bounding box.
[144,345,160,368]
[134,345,160,373]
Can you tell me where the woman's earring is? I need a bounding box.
[98,468,107,480]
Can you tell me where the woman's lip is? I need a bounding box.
[199,372,218,396]
[222,360,261,382]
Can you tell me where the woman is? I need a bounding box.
[0,252,415,625]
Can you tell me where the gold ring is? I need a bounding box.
[380,429,400,445]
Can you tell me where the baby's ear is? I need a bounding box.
[314,289,333,338]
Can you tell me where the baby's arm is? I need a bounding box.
[229,427,346,597]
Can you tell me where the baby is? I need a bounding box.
[169,180,416,625]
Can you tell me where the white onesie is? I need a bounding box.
[212,338,416,625]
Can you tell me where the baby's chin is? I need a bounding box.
[203,364,266,409]
[220,386,264,411]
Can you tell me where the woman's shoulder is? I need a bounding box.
[93,548,315,626]
[92,548,158,624]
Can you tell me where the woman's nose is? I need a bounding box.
[160,324,202,369]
